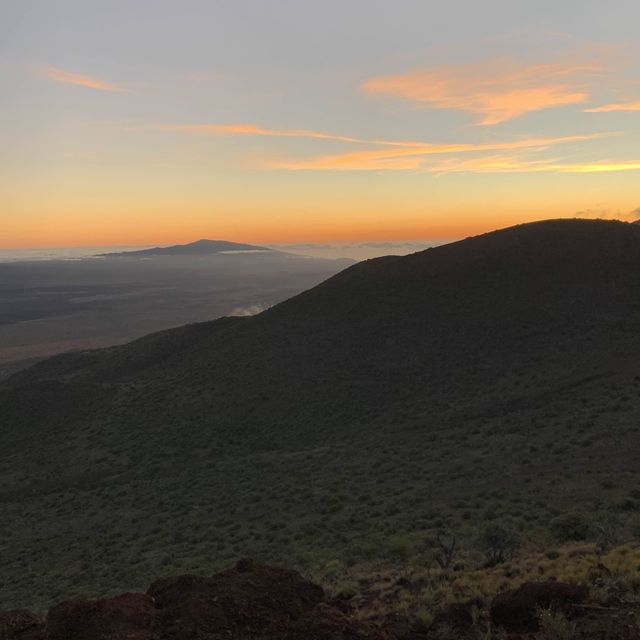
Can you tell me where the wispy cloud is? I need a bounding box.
[163,122,607,150]
[161,120,625,173]
[421,156,640,175]
[584,101,640,113]
[160,123,365,143]
[162,122,509,149]
[280,154,640,175]
[552,161,640,173]
[576,206,640,221]
[362,58,605,125]
[44,66,129,92]
[273,148,425,171]
[229,303,267,316]
[421,154,558,175]
[162,122,611,169]
[264,132,613,171]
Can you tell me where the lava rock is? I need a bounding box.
[46,592,159,640]
[0,610,44,640]
[491,581,588,633]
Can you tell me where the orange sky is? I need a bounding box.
[2,3,640,247]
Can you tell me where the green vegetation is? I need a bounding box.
[478,524,520,566]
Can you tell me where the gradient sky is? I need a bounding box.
[2,0,640,247]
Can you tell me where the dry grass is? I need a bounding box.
[321,543,640,626]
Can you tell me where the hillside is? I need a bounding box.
[3,218,640,611]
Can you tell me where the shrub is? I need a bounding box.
[549,512,592,542]
[477,524,520,566]
[628,515,640,541]
[385,535,413,561]
[434,533,458,569]
[614,498,637,512]
[592,513,626,551]
[538,608,576,640]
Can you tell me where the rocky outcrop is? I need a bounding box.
[46,593,159,640]
[0,610,44,640]
[430,598,483,635]
[1,560,385,640]
[490,580,588,633]
[148,558,328,639]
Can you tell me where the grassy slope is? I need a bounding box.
[2,219,640,610]
[321,542,640,638]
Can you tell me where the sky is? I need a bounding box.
[2,0,640,248]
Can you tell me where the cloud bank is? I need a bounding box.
[362,59,605,125]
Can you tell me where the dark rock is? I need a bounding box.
[0,610,44,640]
[490,581,588,633]
[291,603,387,639]
[2,561,387,640]
[379,612,429,640]
[431,598,483,633]
[46,592,159,640]
[234,557,255,573]
[148,560,324,638]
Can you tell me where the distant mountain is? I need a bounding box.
[0,243,353,363]
[4,218,640,610]
[101,239,272,257]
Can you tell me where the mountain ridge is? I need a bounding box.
[99,238,272,257]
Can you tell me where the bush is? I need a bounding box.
[477,524,520,566]
[538,608,576,639]
[549,512,592,542]
[628,515,640,541]
[385,535,413,561]
[433,533,457,569]
[592,513,626,551]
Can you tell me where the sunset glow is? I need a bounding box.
[362,59,604,125]
[2,1,640,247]
[43,66,129,92]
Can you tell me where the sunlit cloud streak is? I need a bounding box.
[362,59,605,125]
[584,101,640,113]
[160,121,623,173]
[161,123,365,143]
[265,133,614,171]
[274,149,425,171]
[44,66,129,92]
[162,122,527,149]
[162,122,611,168]
[554,161,640,172]
[163,123,608,150]
[421,156,640,175]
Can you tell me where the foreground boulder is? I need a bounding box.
[148,558,328,639]
[490,581,588,633]
[46,592,159,640]
[430,598,483,636]
[0,611,44,640]
[2,560,384,640]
